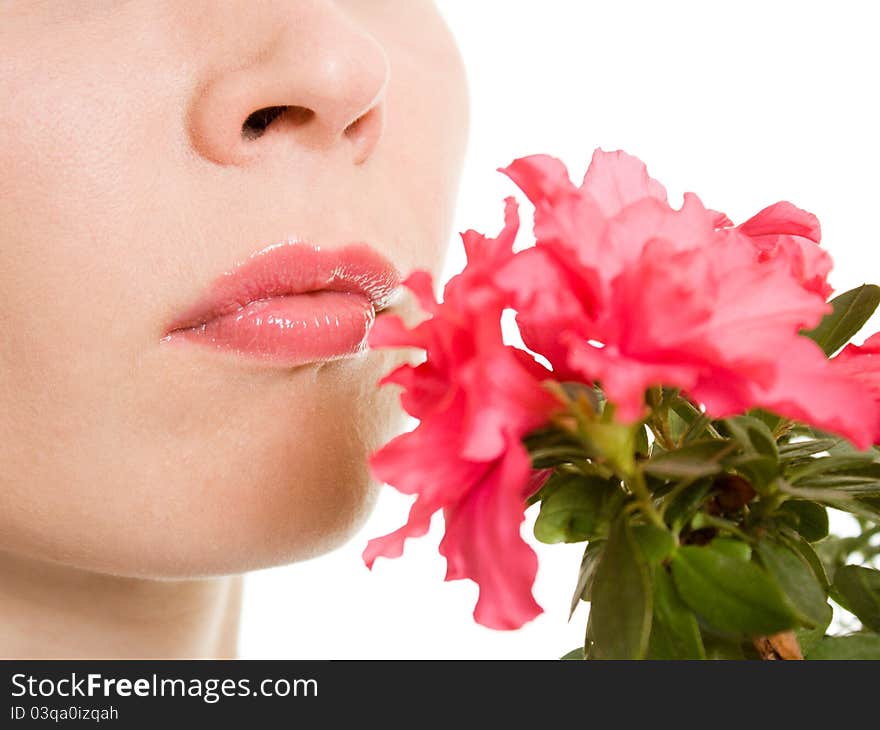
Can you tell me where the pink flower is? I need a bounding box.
[495,148,878,448]
[835,332,880,397]
[720,201,833,299]
[362,201,563,630]
[365,146,880,633]
[831,332,880,441]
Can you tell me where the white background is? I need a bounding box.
[239,0,880,658]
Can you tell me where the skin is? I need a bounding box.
[0,0,469,657]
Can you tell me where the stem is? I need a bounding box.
[646,421,664,447]
[679,413,712,447]
[655,440,738,521]
[671,396,723,440]
[753,631,803,660]
[749,489,787,522]
[647,386,676,450]
[771,418,794,441]
[626,467,666,530]
[546,383,599,450]
[583,612,594,660]
[697,514,754,544]
[657,475,701,520]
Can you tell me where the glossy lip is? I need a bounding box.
[160,239,402,366]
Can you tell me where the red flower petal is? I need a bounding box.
[737,201,821,242]
[580,148,668,216]
[732,201,831,298]
[757,337,879,450]
[437,440,543,630]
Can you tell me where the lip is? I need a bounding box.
[160,240,401,367]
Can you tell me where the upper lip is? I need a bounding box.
[164,239,402,334]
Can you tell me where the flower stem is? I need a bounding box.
[625,467,666,530]
[545,382,597,447]
[697,514,754,544]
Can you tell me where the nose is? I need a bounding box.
[187,2,390,167]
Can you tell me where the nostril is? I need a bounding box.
[241,105,315,140]
[241,105,287,140]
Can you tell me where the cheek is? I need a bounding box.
[380,21,470,270]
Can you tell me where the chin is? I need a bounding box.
[0,350,409,580]
[108,407,393,579]
[17,451,384,582]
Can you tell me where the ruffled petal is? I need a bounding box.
[402,270,439,314]
[755,337,879,450]
[580,147,668,216]
[732,202,831,298]
[831,331,880,441]
[737,201,821,242]
[497,154,578,206]
[458,347,562,461]
[438,441,543,630]
[368,314,426,350]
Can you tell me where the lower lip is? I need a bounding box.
[160,290,376,366]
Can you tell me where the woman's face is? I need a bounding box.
[0,0,469,576]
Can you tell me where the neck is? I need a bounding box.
[0,550,243,659]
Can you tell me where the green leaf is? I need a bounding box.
[589,517,652,659]
[787,452,880,483]
[795,588,833,655]
[794,626,828,659]
[584,420,638,475]
[529,447,593,471]
[680,413,716,446]
[560,647,585,660]
[569,540,604,619]
[644,439,737,480]
[796,477,880,496]
[664,479,714,533]
[756,537,831,629]
[745,407,785,436]
[832,565,880,632]
[826,437,878,456]
[631,524,677,564]
[533,473,618,544]
[667,393,712,431]
[710,537,752,562]
[727,455,779,493]
[666,408,691,445]
[794,627,825,656]
[779,437,843,461]
[647,569,706,659]
[524,426,588,470]
[821,497,880,522]
[780,529,831,590]
[802,284,880,356]
[722,416,779,460]
[662,391,714,443]
[777,476,880,513]
[776,489,880,526]
[815,536,849,584]
[806,634,880,660]
[701,634,747,660]
[671,545,799,637]
[779,486,880,506]
[778,500,829,542]
[855,497,880,521]
[635,423,650,457]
